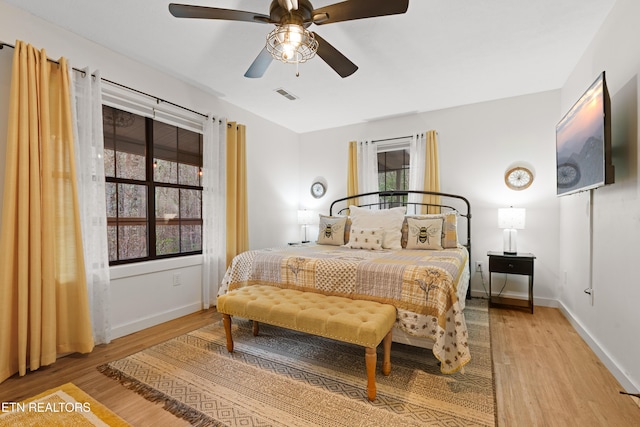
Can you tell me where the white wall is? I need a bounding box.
[299,91,562,305]
[558,0,640,392]
[0,0,300,338]
[221,101,301,250]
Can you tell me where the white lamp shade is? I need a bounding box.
[297,210,315,225]
[498,208,526,230]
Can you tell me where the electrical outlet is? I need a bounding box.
[475,261,483,272]
[173,272,181,286]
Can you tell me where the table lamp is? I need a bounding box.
[498,207,525,255]
[297,209,315,243]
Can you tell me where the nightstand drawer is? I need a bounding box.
[489,257,533,275]
[487,251,536,314]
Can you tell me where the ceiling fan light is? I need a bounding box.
[282,44,296,61]
[286,25,303,47]
[266,24,318,64]
[283,0,299,11]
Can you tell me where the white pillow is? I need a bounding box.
[405,217,444,250]
[344,226,384,250]
[349,205,406,249]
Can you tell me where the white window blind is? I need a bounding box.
[101,80,205,134]
[374,136,411,153]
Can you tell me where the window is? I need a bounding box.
[377,146,410,208]
[103,105,203,264]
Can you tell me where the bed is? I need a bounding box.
[219,190,472,374]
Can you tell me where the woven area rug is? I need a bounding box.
[0,382,130,427]
[99,298,495,427]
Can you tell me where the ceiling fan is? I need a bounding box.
[168,0,409,78]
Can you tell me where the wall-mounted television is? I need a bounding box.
[556,71,614,196]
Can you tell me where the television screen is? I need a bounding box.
[556,71,614,196]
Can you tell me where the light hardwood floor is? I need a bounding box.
[0,303,638,426]
[491,305,639,426]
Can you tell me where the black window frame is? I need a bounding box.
[377,147,410,208]
[103,105,204,266]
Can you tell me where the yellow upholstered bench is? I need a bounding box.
[217,285,397,401]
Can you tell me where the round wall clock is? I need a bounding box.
[505,166,534,190]
[311,181,326,198]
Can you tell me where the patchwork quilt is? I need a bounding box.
[219,244,470,373]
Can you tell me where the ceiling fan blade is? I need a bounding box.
[312,32,358,78]
[169,3,272,23]
[312,0,409,25]
[244,47,273,78]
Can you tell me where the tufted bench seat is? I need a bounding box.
[217,285,397,401]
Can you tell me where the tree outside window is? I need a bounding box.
[377,148,410,208]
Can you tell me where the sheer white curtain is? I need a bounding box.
[202,116,227,308]
[71,68,111,345]
[408,133,427,214]
[357,140,380,207]
[408,131,441,214]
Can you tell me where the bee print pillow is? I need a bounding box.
[405,217,444,250]
[317,215,348,245]
[344,226,384,250]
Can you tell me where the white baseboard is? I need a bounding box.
[557,301,638,393]
[110,302,203,340]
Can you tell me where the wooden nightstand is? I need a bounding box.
[487,251,535,313]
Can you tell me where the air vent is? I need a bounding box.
[274,88,298,101]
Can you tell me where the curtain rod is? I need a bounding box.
[101,77,208,120]
[2,40,86,74]
[1,41,215,122]
[372,135,413,143]
[372,131,439,144]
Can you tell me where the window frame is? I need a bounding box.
[104,105,204,266]
[376,138,411,208]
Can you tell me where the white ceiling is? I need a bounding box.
[4,0,616,133]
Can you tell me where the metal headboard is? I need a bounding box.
[329,190,472,299]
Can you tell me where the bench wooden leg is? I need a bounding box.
[222,314,234,352]
[252,320,259,336]
[365,347,377,401]
[382,330,392,376]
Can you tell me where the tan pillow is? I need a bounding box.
[344,226,384,250]
[441,213,458,248]
[317,215,347,246]
[349,205,406,249]
[344,217,352,243]
[405,217,444,250]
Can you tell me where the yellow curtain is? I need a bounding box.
[225,122,248,266]
[0,41,94,383]
[346,140,358,205]
[422,130,441,214]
